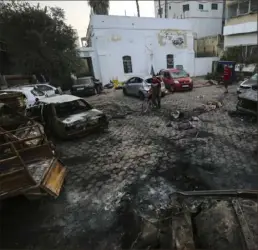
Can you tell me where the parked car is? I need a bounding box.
[158,69,193,92]
[29,94,109,139]
[123,76,167,100]
[0,86,45,108]
[70,77,98,96]
[237,73,257,94]
[237,84,257,116]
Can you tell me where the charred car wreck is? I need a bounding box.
[29,95,109,139]
[237,84,257,116]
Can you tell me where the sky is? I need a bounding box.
[37,1,155,43]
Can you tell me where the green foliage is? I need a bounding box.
[87,0,109,15]
[221,45,258,64]
[0,1,83,86]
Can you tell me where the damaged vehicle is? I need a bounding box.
[237,84,257,116]
[71,76,98,96]
[237,73,257,94]
[29,94,109,139]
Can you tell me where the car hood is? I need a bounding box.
[175,77,191,82]
[240,79,257,87]
[239,89,257,102]
[61,109,104,126]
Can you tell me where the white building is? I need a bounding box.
[82,15,195,85]
[223,0,257,49]
[154,0,224,38]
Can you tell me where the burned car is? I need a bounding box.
[237,84,257,116]
[29,94,109,139]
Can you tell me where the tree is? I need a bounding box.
[0,1,83,88]
[136,0,140,17]
[87,0,109,15]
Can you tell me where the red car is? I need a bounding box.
[159,69,193,92]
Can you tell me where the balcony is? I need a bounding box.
[226,0,258,25]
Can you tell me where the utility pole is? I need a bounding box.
[164,0,168,18]
[158,0,162,18]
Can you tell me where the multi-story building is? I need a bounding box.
[154,0,224,38]
[223,0,257,52]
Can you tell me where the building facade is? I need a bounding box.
[223,0,257,51]
[84,15,195,84]
[154,0,224,38]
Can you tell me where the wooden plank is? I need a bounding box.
[171,212,195,250]
[41,160,66,197]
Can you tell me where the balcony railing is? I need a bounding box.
[227,0,258,19]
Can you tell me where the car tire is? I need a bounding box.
[139,91,145,100]
[123,88,128,96]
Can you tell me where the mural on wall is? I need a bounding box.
[158,29,187,48]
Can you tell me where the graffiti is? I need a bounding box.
[158,29,187,48]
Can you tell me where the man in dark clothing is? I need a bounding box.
[151,75,162,108]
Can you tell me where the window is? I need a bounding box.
[169,5,171,10]
[166,54,174,69]
[211,3,218,10]
[31,89,45,96]
[55,100,92,118]
[36,85,53,92]
[250,0,258,12]
[183,4,189,12]
[123,56,132,73]
[170,70,188,79]
[134,77,143,83]
[199,4,204,10]
[238,0,249,15]
[164,71,171,78]
[227,3,238,18]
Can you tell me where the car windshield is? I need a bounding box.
[250,73,258,81]
[170,70,188,79]
[31,88,45,96]
[76,78,93,85]
[36,85,53,92]
[55,99,92,118]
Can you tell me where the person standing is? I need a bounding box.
[151,75,162,108]
[223,65,231,94]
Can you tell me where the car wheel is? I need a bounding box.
[139,91,145,100]
[123,88,128,96]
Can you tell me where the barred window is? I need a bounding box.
[166,54,174,69]
[123,56,132,73]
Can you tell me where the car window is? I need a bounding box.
[164,72,170,78]
[145,78,153,84]
[31,89,45,96]
[127,77,136,84]
[250,73,257,81]
[170,70,188,79]
[77,78,93,85]
[135,77,143,83]
[36,85,53,91]
[55,99,92,118]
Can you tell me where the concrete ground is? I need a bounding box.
[1,84,257,249]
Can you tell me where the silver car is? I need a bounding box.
[123,76,167,100]
[237,73,257,94]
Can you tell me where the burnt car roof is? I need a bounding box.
[40,94,81,104]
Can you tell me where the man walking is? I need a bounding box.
[223,65,231,94]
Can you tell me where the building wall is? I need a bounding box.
[195,35,223,57]
[88,15,195,84]
[194,57,219,76]
[154,0,223,38]
[223,0,258,48]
